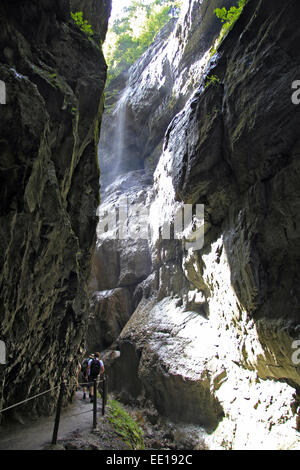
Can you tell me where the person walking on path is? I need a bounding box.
[86,352,104,403]
[80,355,93,400]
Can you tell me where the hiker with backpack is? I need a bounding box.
[80,355,93,400]
[86,352,105,403]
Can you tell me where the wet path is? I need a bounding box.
[0,392,98,450]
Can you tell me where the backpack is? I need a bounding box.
[90,358,101,378]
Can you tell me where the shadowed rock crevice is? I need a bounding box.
[0,0,111,420]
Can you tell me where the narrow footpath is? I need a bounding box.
[0,391,124,451]
[0,391,189,451]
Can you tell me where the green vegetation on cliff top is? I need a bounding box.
[210,0,247,57]
[104,0,182,85]
[71,11,94,37]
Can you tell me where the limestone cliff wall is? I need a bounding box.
[99,0,236,184]
[0,0,111,419]
[95,0,300,450]
[90,0,234,351]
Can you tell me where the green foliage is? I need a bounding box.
[204,74,221,89]
[214,0,247,24]
[71,11,94,37]
[210,0,247,57]
[107,399,145,450]
[104,1,182,85]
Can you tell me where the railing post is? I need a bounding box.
[102,374,107,416]
[93,379,97,429]
[52,382,64,445]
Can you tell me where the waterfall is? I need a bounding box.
[110,88,130,180]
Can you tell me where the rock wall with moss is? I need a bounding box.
[94,0,300,450]
[0,0,111,419]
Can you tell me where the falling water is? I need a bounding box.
[110,88,130,180]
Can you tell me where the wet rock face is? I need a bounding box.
[99,0,236,185]
[88,288,132,352]
[0,0,110,418]
[166,0,300,371]
[98,0,300,449]
[87,171,153,353]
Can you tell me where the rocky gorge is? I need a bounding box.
[0,0,300,452]
[90,0,300,450]
[0,0,111,420]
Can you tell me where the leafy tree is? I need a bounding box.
[104,0,182,84]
